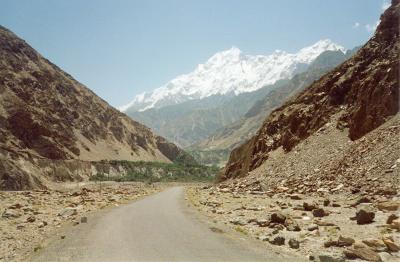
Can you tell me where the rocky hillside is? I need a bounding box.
[193,48,359,162]
[222,0,399,184]
[0,26,192,190]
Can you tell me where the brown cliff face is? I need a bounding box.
[0,26,189,189]
[222,0,399,181]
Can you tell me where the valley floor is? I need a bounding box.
[187,186,400,261]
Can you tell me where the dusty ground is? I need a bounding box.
[0,182,165,262]
[187,186,400,262]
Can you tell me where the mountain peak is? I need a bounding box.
[121,40,346,112]
[208,46,242,63]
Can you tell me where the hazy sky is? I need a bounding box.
[0,0,389,107]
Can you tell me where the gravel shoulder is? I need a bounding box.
[0,182,164,261]
[187,185,400,262]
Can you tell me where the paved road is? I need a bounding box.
[30,187,290,262]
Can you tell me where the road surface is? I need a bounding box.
[30,187,291,262]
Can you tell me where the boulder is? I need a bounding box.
[58,208,78,218]
[26,216,36,223]
[379,252,400,262]
[1,209,21,219]
[323,199,331,207]
[377,201,400,212]
[303,202,319,211]
[382,237,400,252]
[229,218,247,226]
[270,212,286,224]
[390,218,400,230]
[318,254,345,262]
[337,236,355,247]
[352,208,375,224]
[288,239,300,249]
[343,247,381,262]
[308,224,319,231]
[269,236,285,246]
[386,214,399,224]
[284,218,301,231]
[362,239,387,252]
[312,208,328,217]
[289,194,302,200]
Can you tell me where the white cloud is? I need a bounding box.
[382,0,390,11]
[353,22,360,28]
[365,20,380,32]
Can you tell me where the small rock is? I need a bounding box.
[390,218,400,230]
[337,236,355,247]
[352,208,375,225]
[315,220,336,226]
[352,196,372,207]
[26,216,36,223]
[229,218,247,226]
[362,239,387,252]
[325,236,355,248]
[353,242,368,249]
[284,218,301,231]
[379,252,399,262]
[80,217,88,223]
[72,221,79,226]
[377,201,400,212]
[288,239,300,249]
[303,202,319,211]
[323,199,331,207]
[331,184,344,192]
[290,194,302,200]
[308,224,319,231]
[269,236,285,246]
[382,237,400,252]
[344,247,381,262]
[318,254,345,262]
[270,212,286,224]
[61,235,66,239]
[255,219,269,227]
[1,209,21,219]
[312,208,328,217]
[58,208,78,218]
[386,214,399,225]
[324,240,338,248]
[258,235,269,241]
[8,203,23,209]
[38,221,48,228]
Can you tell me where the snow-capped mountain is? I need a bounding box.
[120,39,345,112]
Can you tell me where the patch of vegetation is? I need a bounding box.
[233,226,248,235]
[90,160,220,183]
[187,149,230,167]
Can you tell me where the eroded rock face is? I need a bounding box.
[0,26,189,190]
[221,0,400,181]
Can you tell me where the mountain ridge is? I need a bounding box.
[192,48,360,162]
[121,39,345,112]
